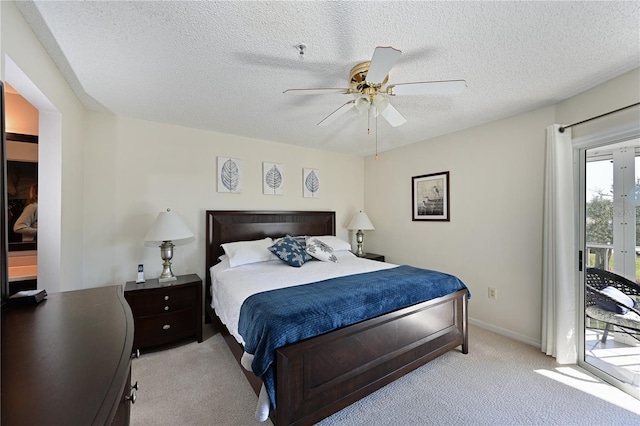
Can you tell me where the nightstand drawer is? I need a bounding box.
[126,285,196,316]
[133,308,197,348]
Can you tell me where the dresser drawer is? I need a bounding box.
[133,308,197,348]
[126,285,196,317]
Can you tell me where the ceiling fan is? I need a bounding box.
[283,46,466,128]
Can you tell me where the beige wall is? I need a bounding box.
[82,112,364,287]
[363,68,640,345]
[556,69,640,138]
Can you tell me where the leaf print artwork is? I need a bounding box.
[303,169,320,198]
[263,163,284,195]
[218,157,242,193]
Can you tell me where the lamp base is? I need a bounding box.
[354,230,366,257]
[158,240,177,283]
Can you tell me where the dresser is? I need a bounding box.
[1,286,135,425]
[124,274,202,351]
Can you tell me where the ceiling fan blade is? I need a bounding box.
[283,88,351,95]
[381,103,407,127]
[387,80,467,96]
[317,100,356,126]
[365,46,402,85]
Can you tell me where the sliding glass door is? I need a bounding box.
[580,137,640,399]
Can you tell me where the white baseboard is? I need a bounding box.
[469,317,541,348]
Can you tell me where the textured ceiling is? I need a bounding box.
[15,1,640,157]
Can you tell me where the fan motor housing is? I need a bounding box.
[350,61,389,94]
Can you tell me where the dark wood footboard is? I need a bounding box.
[275,289,467,426]
[204,210,469,426]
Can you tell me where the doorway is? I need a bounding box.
[580,135,640,399]
[5,54,62,294]
[4,84,38,294]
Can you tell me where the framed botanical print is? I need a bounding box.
[412,171,449,221]
[217,157,242,193]
[303,168,320,198]
[263,162,284,195]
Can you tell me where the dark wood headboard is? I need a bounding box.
[204,210,336,320]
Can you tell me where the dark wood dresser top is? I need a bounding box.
[1,285,134,425]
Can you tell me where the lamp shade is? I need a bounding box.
[144,209,194,243]
[371,95,389,116]
[347,211,375,231]
[354,96,370,114]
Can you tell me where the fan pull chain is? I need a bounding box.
[367,107,371,135]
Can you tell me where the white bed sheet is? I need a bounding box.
[210,250,396,345]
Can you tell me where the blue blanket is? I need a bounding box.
[238,265,469,410]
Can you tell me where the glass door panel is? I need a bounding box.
[583,140,640,398]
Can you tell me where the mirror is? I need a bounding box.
[6,132,37,252]
[1,80,8,302]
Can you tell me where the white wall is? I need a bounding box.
[82,113,364,287]
[363,68,640,346]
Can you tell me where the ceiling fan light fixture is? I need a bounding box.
[283,46,464,130]
[372,96,389,116]
[355,96,370,113]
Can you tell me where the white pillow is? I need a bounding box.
[310,235,351,252]
[221,237,277,268]
[305,237,338,263]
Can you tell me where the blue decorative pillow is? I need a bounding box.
[595,286,637,314]
[275,236,309,252]
[269,236,309,267]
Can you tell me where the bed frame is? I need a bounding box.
[205,210,468,426]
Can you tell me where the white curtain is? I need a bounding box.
[542,124,577,364]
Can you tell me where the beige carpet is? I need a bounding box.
[131,325,640,425]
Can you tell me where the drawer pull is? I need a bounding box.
[131,381,139,391]
[164,295,169,301]
[131,349,140,359]
[126,391,137,404]
[164,306,169,311]
[163,324,171,330]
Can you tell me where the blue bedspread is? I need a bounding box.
[238,265,469,410]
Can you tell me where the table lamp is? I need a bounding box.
[145,208,194,282]
[347,211,375,257]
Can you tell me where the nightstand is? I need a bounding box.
[124,273,202,351]
[358,252,385,262]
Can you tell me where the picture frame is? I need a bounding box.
[217,157,242,193]
[263,162,284,195]
[303,168,320,198]
[412,171,450,221]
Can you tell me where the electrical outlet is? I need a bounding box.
[488,287,497,300]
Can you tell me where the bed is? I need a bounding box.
[205,210,469,426]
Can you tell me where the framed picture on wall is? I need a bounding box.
[303,168,320,198]
[412,171,449,221]
[263,162,284,195]
[217,157,242,193]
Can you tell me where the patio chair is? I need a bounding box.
[585,267,640,343]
